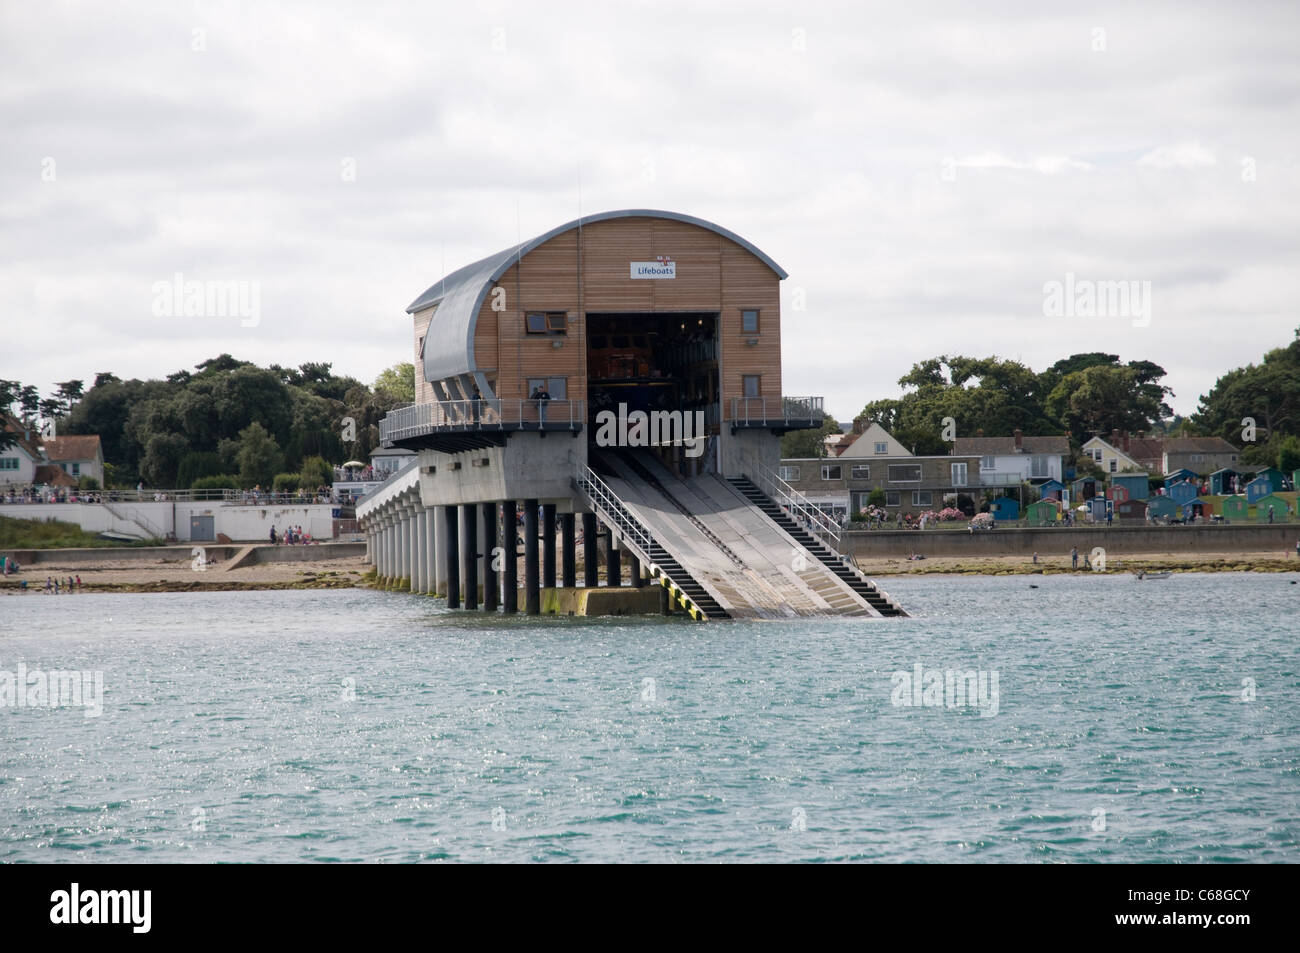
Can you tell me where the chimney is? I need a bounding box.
[1110,428,1120,446]
[852,415,867,435]
[1013,428,1023,451]
[1122,431,1130,452]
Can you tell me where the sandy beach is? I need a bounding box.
[1,552,368,593]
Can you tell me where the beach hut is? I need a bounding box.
[1293,468,1300,493]
[1164,468,1196,488]
[1221,496,1248,521]
[1254,494,1289,522]
[1088,497,1110,522]
[988,497,1020,521]
[1179,497,1209,521]
[1147,496,1178,521]
[1071,477,1098,501]
[1111,473,1149,502]
[1025,499,1061,526]
[1167,480,1198,505]
[1037,479,1065,501]
[1247,466,1287,495]
[1245,474,1278,503]
[1208,467,1240,496]
[1116,499,1147,522]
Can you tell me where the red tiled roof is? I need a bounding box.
[40,435,101,461]
[2,414,43,460]
[33,464,77,486]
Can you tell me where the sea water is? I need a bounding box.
[1,573,1296,862]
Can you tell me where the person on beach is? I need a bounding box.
[1032,552,1038,564]
[270,526,277,545]
[1268,505,1275,524]
[75,575,82,588]
[44,576,52,592]
[1070,546,1078,569]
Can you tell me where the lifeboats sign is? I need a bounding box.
[630,256,675,279]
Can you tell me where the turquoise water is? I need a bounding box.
[1,573,1296,862]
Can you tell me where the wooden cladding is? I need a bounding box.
[434,215,785,406]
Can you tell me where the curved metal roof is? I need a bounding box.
[408,209,787,384]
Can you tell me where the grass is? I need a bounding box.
[0,514,162,550]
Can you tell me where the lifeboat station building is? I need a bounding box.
[357,210,904,619]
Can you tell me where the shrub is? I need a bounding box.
[273,472,300,492]
[191,474,239,491]
[297,454,332,491]
[77,475,100,490]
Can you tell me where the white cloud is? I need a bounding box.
[1138,141,1219,169]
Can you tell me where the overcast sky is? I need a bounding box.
[3,0,1297,422]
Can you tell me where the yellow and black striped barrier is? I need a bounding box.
[648,562,708,621]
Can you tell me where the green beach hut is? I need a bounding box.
[1221,496,1248,521]
[1254,494,1289,522]
[1025,499,1061,526]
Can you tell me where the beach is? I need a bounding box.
[1,552,367,593]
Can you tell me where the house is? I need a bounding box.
[1208,467,1241,496]
[1,415,43,485]
[1081,430,1164,475]
[1253,494,1289,522]
[40,434,104,486]
[1161,436,1240,476]
[1110,473,1149,502]
[953,430,1068,486]
[780,448,981,520]
[834,420,913,458]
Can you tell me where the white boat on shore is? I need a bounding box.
[1134,571,1172,580]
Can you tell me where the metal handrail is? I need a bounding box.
[381,398,586,445]
[749,465,842,546]
[729,395,823,425]
[573,466,654,554]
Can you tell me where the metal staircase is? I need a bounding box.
[573,466,727,620]
[728,475,907,617]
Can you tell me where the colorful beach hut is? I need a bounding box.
[1025,499,1061,525]
[1254,495,1289,522]
[1071,477,1098,502]
[1116,499,1147,522]
[1164,468,1196,488]
[1037,479,1065,501]
[1221,496,1248,521]
[1111,473,1149,502]
[1167,480,1198,506]
[1208,467,1240,496]
[988,497,1020,521]
[1087,497,1110,522]
[1248,467,1287,496]
[1179,497,1209,521]
[1147,496,1178,521]
[1246,474,1276,503]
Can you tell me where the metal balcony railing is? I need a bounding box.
[729,395,824,427]
[380,398,586,445]
[749,464,842,547]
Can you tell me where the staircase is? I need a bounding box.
[573,467,727,621]
[99,499,167,541]
[728,476,907,617]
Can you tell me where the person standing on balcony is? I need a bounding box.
[532,384,550,426]
[471,384,482,426]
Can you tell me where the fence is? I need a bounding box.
[381,398,587,444]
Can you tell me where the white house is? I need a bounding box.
[41,435,105,485]
[834,421,913,458]
[953,430,1069,486]
[1,415,43,486]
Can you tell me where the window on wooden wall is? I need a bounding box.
[742,375,761,398]
[526,312,568,335]
[526,377,567,400]
[741,309,760,333]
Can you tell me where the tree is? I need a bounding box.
[297,454,332,490]
[55,379,85,411]
[781,415,841,458]
[235,422,282,488]
[1276,435,1300,475]
[1191,331,1300,446]
[1045,364,1170,439]
[374,362,415,404]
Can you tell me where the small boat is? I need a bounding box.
[1134,571,1172,580]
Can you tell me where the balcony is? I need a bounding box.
[728,396,824,432]
[380,398,585,452]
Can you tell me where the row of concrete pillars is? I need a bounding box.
[366,500,646,613]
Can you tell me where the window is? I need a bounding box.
[779,465,801,481]
[742,375,761,398]
[418,335,426,359]
[850,465,870,479]
[71,462,81,477]
[951,462,968,486]
[741,309,759,333]
[0,458,19,471]
[526,311,567,334]
[912,490,933,506]
[874,442,889,454]
[851,491,873,511]
[1029,456,1048,478]
[1109,459,1118,473]
[981,455,996,470]
[885,491,900,507]
[821,465,842,480]
[887,464,922,482]
[526,377,567,399]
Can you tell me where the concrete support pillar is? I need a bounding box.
[444,505,460,609]
[605,527,621,588]
[482,502,498,611]
[502,500,518,613]
[365,527,373,567]
[415,509,428,594]
[378,519,389,580]
[561,513,576,588]
[582,512,599,588]
[407,509,418,591]
[399,513,411,584]
[423,508,436,594]
[524,498,540,614]
[461,503,478,609]
[628,552,644,587]
[433,505,447,596]
[542,503,557,589]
